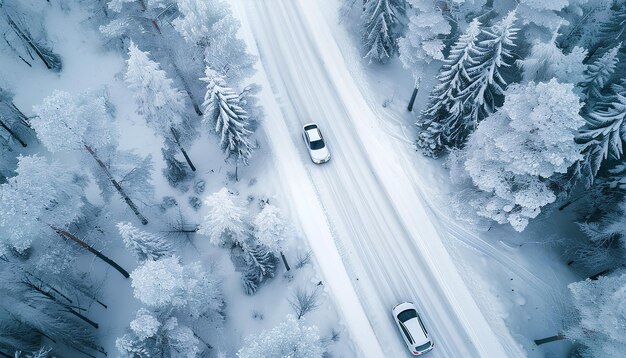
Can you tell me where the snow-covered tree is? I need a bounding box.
[566,271,626,357]
[458,79,585,231]
[0,155,128,276]
[462,11,519,122]
[596,2,626,54]
[0,87,30,148]
[253,204,292,254]
[518,30,587,84]
[0,155,83,254]
[516,0,575,31]
[174,0,255,82]
[398,0,451,79]
[581,44,621,100]
[417,12,518,156]
[202,69,254,169]
[198,187,249,247]
[362,0,405,63]
[125,42,196,171]
[416,19,481,156]
[32,89,150,225]
[237,315,323,358]
[117,222,174,262]
[130,256,222,318]
[571,93,626,188]
[172,0,227,46]
[240,243,279,295]
[117,309,200,358]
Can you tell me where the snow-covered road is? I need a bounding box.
[232,1,518,357]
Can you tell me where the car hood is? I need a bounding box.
[310,146,330,160]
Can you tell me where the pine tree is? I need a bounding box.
[462,11,519,125]
[362,0,404,63]
[417,19,481,156]
[198,187,249,247]
[117,222,174,262]
[577,93,626,181]
[237,315,323,358]
[125,42,196,171]
[202,68,254,168]
[240,243,279,295]
[581,44,621,100]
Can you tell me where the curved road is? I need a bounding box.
[233,1,519,357]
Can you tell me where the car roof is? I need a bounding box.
[403,316,429,345]
[306,127,322,142]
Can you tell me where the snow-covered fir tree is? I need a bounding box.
[462,11,518,123]
[253,204,292,255]
[362,0,405,63]
[202,68,254,167]
[198,187,249,247]
[124,43,185,130]
[116,309,200,358]
[457,79,584,231]
[581,44,621,100]
[575,93,626,185]
[240,242,279,295]
[117,222,174,262]
[130,256,223,318]
[416,18,481,156]
[566,271,626,357]
[237,315,323,358]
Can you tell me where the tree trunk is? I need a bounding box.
[0,116,27,147]
[4,13,54,70]
[534,334,566,346]
[84,144,149,225]
[407,78,421,112]
[169,60,203,116]
[170,127,196,171]
[52,226,130,278]
[280,251,290,271]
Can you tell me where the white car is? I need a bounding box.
[302,123,330,164]
[392,302,434,356]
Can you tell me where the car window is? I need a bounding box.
[399,321,414,344]
[310,140,325,150]
[417,314,428,335]
[397,309,417,323]
[416,342,432,351]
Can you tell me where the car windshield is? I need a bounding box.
[397,309,418,323]
[416,342,432,352]
[310,139,325,150]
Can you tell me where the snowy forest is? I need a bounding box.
[0,0,346,357]
[352,0,626,356]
